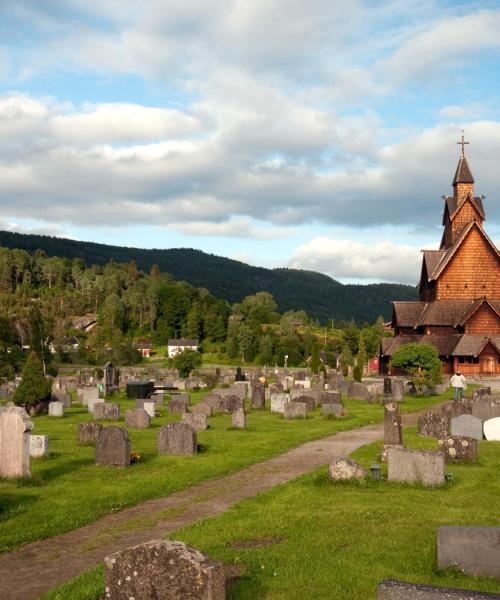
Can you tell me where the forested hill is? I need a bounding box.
[0,230,417,323]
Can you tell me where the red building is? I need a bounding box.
[381,137,500,375]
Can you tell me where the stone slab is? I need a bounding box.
[378,579,500,599]
[48,401,64,417]
[182,412,208,431]
[450,414,483,440]
[438,526,500,578]
[387,447,445,487]
[30,435,49,458]
[284,402,307,419]
[437,436,477,462]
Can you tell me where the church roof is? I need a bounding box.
[381,333,500,357]
[392,302,425,327]
[422,250,446,279]
[442,194,485,224]
[452,155,474,185]
[451,334,500,357]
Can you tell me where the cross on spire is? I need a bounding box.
[457,130,469,157]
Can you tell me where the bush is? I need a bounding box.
[13,352,52,406]
[173,349,203,378]
[391,342,442,395]
[353,364,363,382]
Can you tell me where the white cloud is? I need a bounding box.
[171,218,294,240]
[289,237,427,284]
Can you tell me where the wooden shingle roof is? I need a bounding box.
[451,334,500,357]
[443,194,485,224]
[452,155,474,185]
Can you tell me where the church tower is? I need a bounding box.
[381,134,500,375]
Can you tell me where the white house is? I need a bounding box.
[167,338,198,358]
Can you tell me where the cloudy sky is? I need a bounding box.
[1,1,500,284]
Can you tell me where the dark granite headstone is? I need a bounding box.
[78,422,103,445]
[95,426,131,467]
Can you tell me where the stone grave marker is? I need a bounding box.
[383,377,392,396]
[293,395,315,412]
[231,408,247,429]
[48,401,64,417]
[82,387,99,407]
[284,402,307,419]
[78,422,103,445]
[347,382,368,400]
[53,391,71,408]
[320,391,341,405]
[93,402,120,421]
[125,409,151,429]
[384,402,403,445]
[269,383,283,395]
[471,399,500,422]
[30,435,49,458]
[104,539,225,600]
[221,394,243,413]
[438,436,477,462]
[441,401,471,420]
[377,579,500,599]
[322,403,343,417]
[0,406,33,478]
[95,427,131,467]
[472,387,491,399]
[169,396,189,414]
[418,412,449,438]
[483,417,500,441]
[87,397,101,414]
[438,526,500,578]
[182,412,208,431]
[392,379,404,402]
[387,447,445,487]
[251,382,265,409]
[191,403,213,417]
[329,458,366,481]
[450,414,483,440]
[203,394,223,413]
[143,401,156,418]
[158,422,197,455]
[271,393,289,414]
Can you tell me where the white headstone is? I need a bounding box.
[48,401,64,417]
[30,435,49,458]
[483,417,500,441]
[143,401,156,418]
[271,393,289,414]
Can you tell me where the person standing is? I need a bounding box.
[450,371,466,401]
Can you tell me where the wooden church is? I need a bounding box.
[380,136,500,376]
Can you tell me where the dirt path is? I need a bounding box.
[0,412,423,600]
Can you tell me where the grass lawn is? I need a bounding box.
[43,425,500,600]
[0,387,451,554]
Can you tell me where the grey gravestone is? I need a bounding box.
[182,412,208,431]
[271,393,289,414]
[87,397,101,414]
[392,379,404,402]
[284,402,307,419]
[322,403,343,417]
[203,395,223,413]
[384,402,403,446]
[221,394,243,413]
[293,395,315,412]
[347,382,368,400]
[48,401,64,417]
[387,447,444,487]
[143,401,156,418]
[95,427,131,467]
[269,383,283,395]
[93,402,119,421]
[441,401,471,420]
[484,417,500,441]
[438,436,477,462]
[472,387,491,399]
[251,383,265,409]
[125,409,151,429]
[169,397,189,414]
[53,391,71,408]
[231,408,247,429]
[320,391,341,405]
[82,387,99,407]
[158,422,197,455]
[104,539,225,600]
[438,526,500,578]
[192,403,213,417]
[329,458,366,481]
[450,414,483,440]
[172,392,190,403]
[78,422,103,445]
[471,399,500,422]
[377,579,500,599]
[418,412,449,438]
[30,435,49,458]
[383,377,392,396]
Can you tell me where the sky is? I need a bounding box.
[1,1,500,285]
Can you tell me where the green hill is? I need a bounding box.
[0,230,417,323]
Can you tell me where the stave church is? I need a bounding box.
[380,136,500,376]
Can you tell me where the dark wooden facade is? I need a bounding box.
[381,144,500,375]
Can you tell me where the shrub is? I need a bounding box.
[13,352,52,406]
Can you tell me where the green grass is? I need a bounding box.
[41,423,500,600]
[0,388,451,554]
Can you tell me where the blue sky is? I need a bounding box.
[1,1,500,284]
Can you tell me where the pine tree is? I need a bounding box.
[310,342,321,374]
[13,352,52,406]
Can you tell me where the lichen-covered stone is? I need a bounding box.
[328,458,366,481]
[95,427,131,467]
[158,422,197,455]
[78,422,103,445]
[438,436,477,462]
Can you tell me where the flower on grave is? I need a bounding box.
[447,439,454,445]
[130,452,142,463]
[448,447,457,457]
[461,440,468,447]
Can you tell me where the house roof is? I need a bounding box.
[168,339,198,346]
[134,340,152,350]
[452,155,474,185]
[451,334,500,356]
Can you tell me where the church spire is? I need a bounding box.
[452,131,474,186]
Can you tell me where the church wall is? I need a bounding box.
[436,228,500,299]
[465,304,500,334]
[451,200,482,243]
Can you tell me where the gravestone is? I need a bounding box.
[143,401,156,418]
[269,383,283,395]
[87,397,101,414]
[152,392,164,406]
[271,393,289,414]
[125,409,151,429]
[472,387,491,399]
[441,401,471,420]
[484,417,500,441]
[104,539,225,600]
[450,414,483,440]
[418,412,449,438]
[320,391,341,405]
[0,406,33,478]
[95,427,131,467]
[221,394,243,413]
[93,402,119,421]
[30,434,49,458]
[251,382,265,409]
[347,382,368,400]
[438,526,500,578]
[104,361,117,395]
[329,458,366,481]
[392,379,404,402]
[284,402,307,419]
[438,436,477,462]
[293,395,315,412]
[387,447,444,486]
[384,402,403,446]
[383,377,392,396]
[48,401,64,417]
[169,397,189,414]
[53,391,71,408]
[78,422,103,445]
[191,403,213,417]
[82,387,99,407]
[182,412,208,431]
[203,395,223,413]
[322,403,343,417]
[431,383,447,395]
[231,408,247,429]
[471,399,500,422]
[158,422,197,455]
[377,579,500,599]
